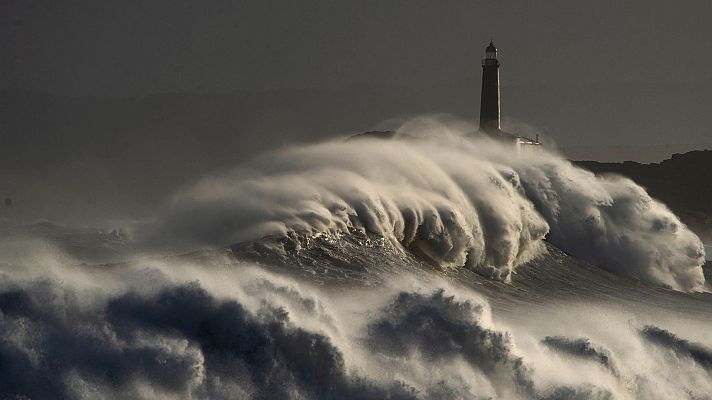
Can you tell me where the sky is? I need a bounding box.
[3,1,712,95]
[1,0,712,223]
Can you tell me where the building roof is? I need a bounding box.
[482,128,540,145]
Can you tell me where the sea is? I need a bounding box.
[1,134,711,399]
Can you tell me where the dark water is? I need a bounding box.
[1,216,711,400]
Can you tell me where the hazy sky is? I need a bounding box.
[3,0,712,96]
[2,1,712,223]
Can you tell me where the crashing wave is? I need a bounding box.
[142,134,704,291]
[0,256,710,400]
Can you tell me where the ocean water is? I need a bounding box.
[1,133,710,399]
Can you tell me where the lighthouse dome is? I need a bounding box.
[485,41,498,60]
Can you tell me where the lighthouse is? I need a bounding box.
[480,41,501,133]
[478,41,540,147]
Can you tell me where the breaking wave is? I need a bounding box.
[640,325,712,370]
[144,131,704,291]
[0,258,710,400]
[2,119,711,399]
[542,336,620,378]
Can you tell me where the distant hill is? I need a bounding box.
[575,150,712,242]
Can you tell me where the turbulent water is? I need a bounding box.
[1,129,711,399]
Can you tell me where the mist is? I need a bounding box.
[140,122,704,291]
[1,117,710,399]
[0,249,710,399]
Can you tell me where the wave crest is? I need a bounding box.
[144,132,704,291]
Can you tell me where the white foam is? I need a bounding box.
[140,119,705,291]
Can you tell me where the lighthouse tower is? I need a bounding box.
[480,41,500,134]
[478,41,540,147]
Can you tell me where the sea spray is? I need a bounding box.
[143,132,704,291]
[0,253,710,399]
